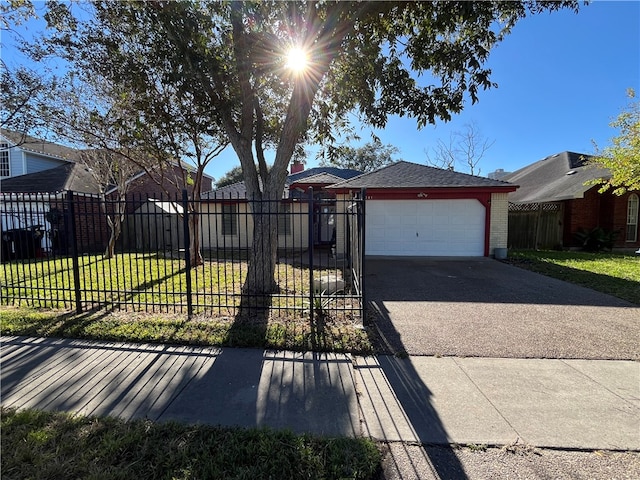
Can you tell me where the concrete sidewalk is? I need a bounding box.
[1,336,638,452]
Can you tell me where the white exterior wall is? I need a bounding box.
[334,193,350,259]
[489,192,509,254]
[200,202,309,250]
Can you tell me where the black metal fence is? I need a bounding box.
[0,189,365,321]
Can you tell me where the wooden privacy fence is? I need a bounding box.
[508,202,563,249]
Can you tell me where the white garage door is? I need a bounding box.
[366,199,485,256]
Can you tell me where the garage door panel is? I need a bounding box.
[365,199,485,256]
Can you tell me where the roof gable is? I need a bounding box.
[1,129,81,162]
[0,163,100,195]
[328,161,515,189]
[504,152,611,203]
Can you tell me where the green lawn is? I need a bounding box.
[1,407,381,480]
[0,306,374,354]
[507,250,640,305]
[0,253,331,314]
[0,252,371,353]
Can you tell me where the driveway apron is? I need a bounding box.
[365,257,639,359]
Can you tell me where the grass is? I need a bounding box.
[1,407,381,480]
[0,252,350,315]
[506,250,640,305]
[0,251,373,353]
[0,307,375,354]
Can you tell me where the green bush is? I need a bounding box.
[573,227,619,252]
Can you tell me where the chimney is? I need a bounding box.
[290,160,304,174]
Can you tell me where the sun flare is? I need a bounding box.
[285,47,308,73]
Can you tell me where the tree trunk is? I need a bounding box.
[188,210,203,266]
[103,197,124,259]
[104,221,119,258]
[243,199,279,294]
[185,168,205,268]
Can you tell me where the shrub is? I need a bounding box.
[573,227,619,252]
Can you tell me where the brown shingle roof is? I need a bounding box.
[328,161,516,189]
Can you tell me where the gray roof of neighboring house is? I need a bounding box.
[289,172,345,185]
[1,129,213,184]
[1,129,81,162]
[503,151,611,204]
[287,167,362,183]
[328,161,516,189]
[201,181,291,200]
[202,167,362,200]
[0,162,101,195]
[202,181,251,199]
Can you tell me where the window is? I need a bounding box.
[278,203,291,235]
[626,193,639,242]
[222,204,237,235]
[0,143,9,177]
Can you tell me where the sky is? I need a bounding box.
[3,1,639,182]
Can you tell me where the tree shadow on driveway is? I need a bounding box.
[357,301,470,479]
[365,258,640,359]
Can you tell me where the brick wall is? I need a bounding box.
[489,192,509,253]
[48,194,109,255]
[563,187,640,248]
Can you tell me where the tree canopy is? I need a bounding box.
[321,140,399,173]
[24,0,580,294]
[215,165,245,189]
[589,89,640,194]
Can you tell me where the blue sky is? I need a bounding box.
[3,1,639,182]
[372,0,640,178]
[216,1,640,180]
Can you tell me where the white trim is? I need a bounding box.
[0,141,9,177]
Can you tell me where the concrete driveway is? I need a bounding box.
[365,257,640,359]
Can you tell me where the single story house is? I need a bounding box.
[503,151,639,250]
[199,167,362,251]
[328,161,517,257]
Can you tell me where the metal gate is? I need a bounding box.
[345,189,366,316]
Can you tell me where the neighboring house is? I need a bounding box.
[200,167,362,251]
[0,129,81,179]
[328,161,517,257]
[0,131,103,256]
[488,169,512,180]
[0,129,213,258]
[503,151,639,250]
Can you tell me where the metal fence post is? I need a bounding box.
[67,191,83,314]
[307,187,314,322]
[360,188,366,319]
[182,190,193,316]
